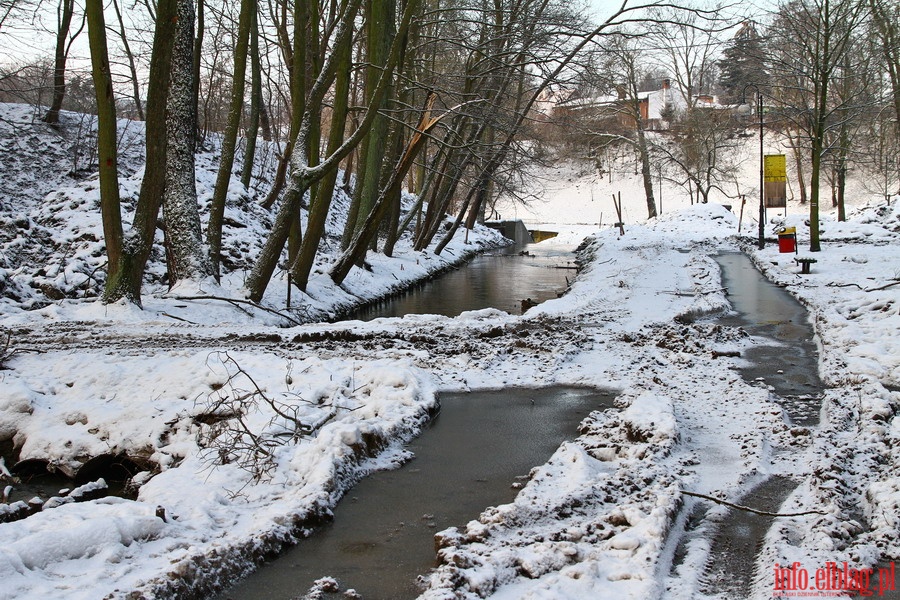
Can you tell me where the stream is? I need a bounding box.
[230,249,832,599]
[219,240,589,598]
[220,387,616,599]
[347,242,575,320]
[714,252,822,425]
[670,252,823,599]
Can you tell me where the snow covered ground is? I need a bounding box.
[1,101,899,599]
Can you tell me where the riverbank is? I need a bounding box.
[419,201,900,600]
[1,201,898,599]
[0,101,510,326]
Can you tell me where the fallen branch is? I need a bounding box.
[662,288,725,296]
[0,330,39,369]
[866,280,900,293]
[161,312,198,325]
[173,295,303,326]
[827,282,864,290]
[682,490,827,517]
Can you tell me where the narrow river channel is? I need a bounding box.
[221,387,617,600]
[691,253,823,598]
[715,252,822,424]
[348,242,576,320]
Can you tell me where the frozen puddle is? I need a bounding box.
[220,386,616,600]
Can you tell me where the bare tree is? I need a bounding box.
[649,4,723,110]
[245,0,414,302]
[207,0,254,278]
[44,0,84,124]
[340,0,398,250]
[239,0,262,189]
[767,0,869,251]
[576,35,660,218]
[868,0,900,127]
[657,107,743,204]
[110,0,144,120]
[85,0,123,291]
[287,0,356,292]
[103,0,179,304]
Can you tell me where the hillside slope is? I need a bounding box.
[0,103,505,323]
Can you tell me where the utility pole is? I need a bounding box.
[744,84,765,249]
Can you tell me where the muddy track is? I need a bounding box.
[4,315,592,365]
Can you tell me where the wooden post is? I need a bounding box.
[286,273,291,309]
[612,192,625,236]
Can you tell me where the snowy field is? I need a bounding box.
[1,102,899,599]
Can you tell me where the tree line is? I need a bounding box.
[551,0,898,252]
[1,0,897,305]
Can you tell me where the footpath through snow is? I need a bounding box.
[1,193,900,598]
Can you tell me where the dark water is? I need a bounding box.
[673,255,825,599]
[221,386,616,600]
[714,253,822,425]
[701,476,798,598]
[347,243,575,321]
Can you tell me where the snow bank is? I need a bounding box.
[1,96,898,599]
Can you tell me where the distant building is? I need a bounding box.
[553,79,725,132]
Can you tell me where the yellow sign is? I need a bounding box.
[764,154,787,182]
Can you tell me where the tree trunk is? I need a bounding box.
[330,95,441,285]
[637,123,657,218]
[261,0,309,210]
[112,0,144,120]
[870,0,900,127]
[163,0,211,285]
[245,0,363,302]
[207,0,253,277]
[290,21,353,292]
[192,0,204,137]
[44,0,77,124]
[380,127,406,257]
[837,165,846,221]
[788,130,808,204]
[379,52,416,256]
[341,0,396,249]
[85,0,123,290]
[809,129,823,252]
[240,0,261,189]
[246,0,417,302]
[103,0,178,305]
